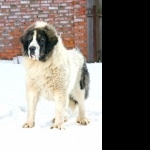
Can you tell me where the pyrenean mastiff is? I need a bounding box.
[20,21,90,129]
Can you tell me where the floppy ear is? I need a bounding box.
[19,32,29,56]
[20,24,35,44]
[20,35,24,44]
[50,36,58,47]
[43,26,58,48]
[44,31,58,49]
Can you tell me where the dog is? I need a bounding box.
[20,21,90,129]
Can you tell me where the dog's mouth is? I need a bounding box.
[29,55,36,60]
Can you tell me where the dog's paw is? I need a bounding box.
[22,122,35,128]
[52,117,68,123]
[50,123,65,130]
[77,117,90,125]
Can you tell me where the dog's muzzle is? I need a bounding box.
[28,46,37,60]
[29,46,36,56]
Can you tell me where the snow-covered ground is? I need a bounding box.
[0,61,102,150]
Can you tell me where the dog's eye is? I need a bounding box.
[28,37,32,42]
[40,38,45,44]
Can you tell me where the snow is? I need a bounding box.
[0,61,102,150]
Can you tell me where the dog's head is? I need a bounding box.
[20,21,58,62]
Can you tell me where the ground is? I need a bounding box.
[0,60,102,150]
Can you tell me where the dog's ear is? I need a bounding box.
[20,24,35,44]
[43,26,58,47]
[20,35,24,44]
[50,36,58,47]
[20,31,28,44]
[44,32,58,48]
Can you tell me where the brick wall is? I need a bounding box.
[0,0,87,60]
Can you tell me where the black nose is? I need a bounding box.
[29,46,36,51]
[29,46,36,55]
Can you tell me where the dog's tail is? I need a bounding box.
[80,61,90,99]
[69,97,78,112]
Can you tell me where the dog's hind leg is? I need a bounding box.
[74,62,90,125]
[52,96,78,123]
[76,90,90,125]
[51,93,69,130]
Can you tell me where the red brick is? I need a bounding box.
[20,1,30,4]
[40,1,48,4]
[49,6,58,10]
[38,14,48,18]
[41,4,50,7]
[58,10,68,13]
[1,5,11,9]
[53,0,64,3]
[6,0,16,1]
[64,0,73,2]
[47,0,53,2]
[30,4,40,7]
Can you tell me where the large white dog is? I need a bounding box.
[20,21,90,129]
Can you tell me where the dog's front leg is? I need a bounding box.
[51,94,68,130]
[23,84,39,128]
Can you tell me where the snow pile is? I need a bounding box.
[0,62,102,150]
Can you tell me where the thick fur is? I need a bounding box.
[20,21,90,129]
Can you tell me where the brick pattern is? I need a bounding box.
[0,0,87,60]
